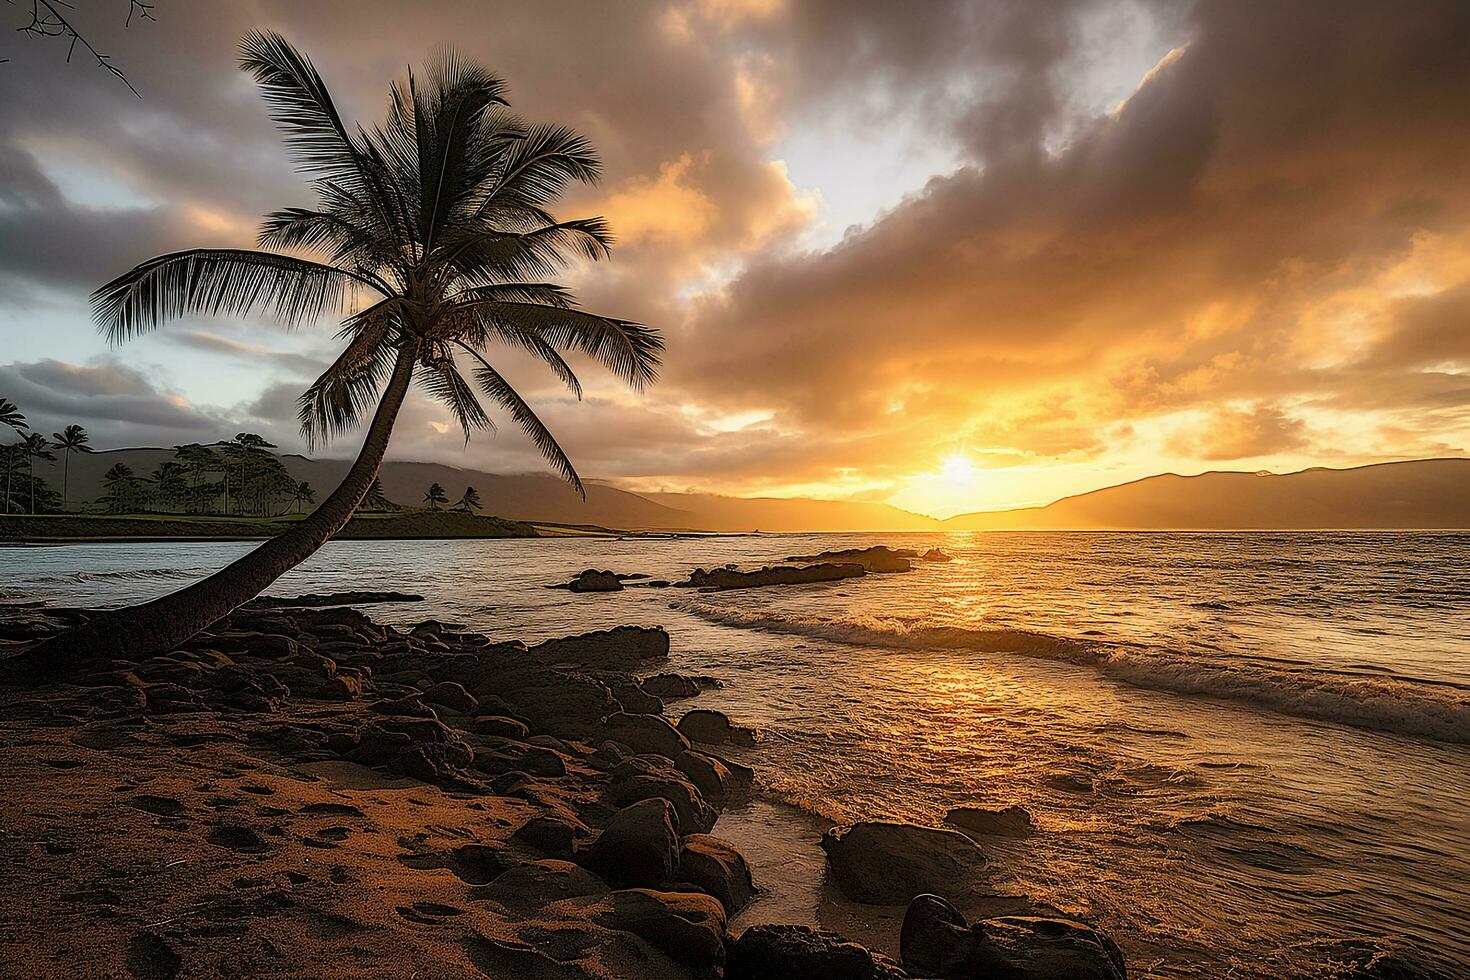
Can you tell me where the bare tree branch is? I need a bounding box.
[8,0,156,97]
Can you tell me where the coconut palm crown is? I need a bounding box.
[20,32,660,673]
[95,32,661,491]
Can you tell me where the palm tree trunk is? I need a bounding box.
[62,450,70,510]
[16,345,420,678]
[27,456,35,514]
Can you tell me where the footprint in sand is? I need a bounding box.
[128,795,186,817]
[299,802,365,817]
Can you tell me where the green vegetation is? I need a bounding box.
[0,508,537,541]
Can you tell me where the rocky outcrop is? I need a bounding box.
[900,894,1127,980]
[820,822,988,905]
[247,591,425,608]
[785,545,915,572]
[640,672,721,699]
[604,711,691,758]
[944,805,1033,838]
[677,563,866,590]
[676,833,755,913]
[579,799,681,888]
[677,708,758,747]
[607,755,718,834]
[550,568,626,592]
[727,925,908,979]
[526,625,671,670]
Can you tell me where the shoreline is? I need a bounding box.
[0,593,1444,978]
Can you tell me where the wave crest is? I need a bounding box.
[675,599,1470,745]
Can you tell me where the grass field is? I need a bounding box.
[0,509,539,541]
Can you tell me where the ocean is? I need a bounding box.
[4,531,1467,976]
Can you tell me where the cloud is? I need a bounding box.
[4,1,1470,510]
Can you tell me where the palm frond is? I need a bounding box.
[297,314,397,448]
[417,352,493,441]
[454,341,583,497]
[451,298,662,389]
[475,124,602,216]
[93,249,366,342]
[238,31,365,184]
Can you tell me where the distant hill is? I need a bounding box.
[944,459,1470,530]
[36,450,1470,531]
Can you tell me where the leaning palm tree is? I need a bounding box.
[423,482,448,511]
[21,32,660,675]
[0,398,26,435]
[52,424,93,509]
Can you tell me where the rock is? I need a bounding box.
[677,834,755,913]
[677,708,757,747]
[248,591,424,608]
[973,916,1127,980]
[474,859,609,914]
[820,822,988,905]
[604,711,690,758]
[420,680,477,713]
[599,675,663,715]
[474,715,530,739]
[921,548,953,562]
[899,893,973,977]
[640,673,721,699]
[675,749,734,804]
[369,695,437,719]
[492,667,615,736]
[785,546,915,573]
[526,626,671,670]
[900,895,1127,980]
[944,805,1033,839]
[566,569,625,593]
[678,563,866,590]
[727,924,907,979]
[580,799,680,888]
[556,888,727,977]
[609,759,717,834]
[514,814,587,856]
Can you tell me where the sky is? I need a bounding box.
[3,0,1469,518]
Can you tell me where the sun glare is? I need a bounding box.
[940,452,979,488]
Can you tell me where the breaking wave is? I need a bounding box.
[675,599,1470,745]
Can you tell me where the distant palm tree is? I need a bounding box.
[101,462,140,513]
[292,480,316,513]
[423,482,448,510]
[19,433,56,515]
[1,443,21,513]
[362,477,391,511]
[51,424,93,510]
[456,485,482,513]
[24,32,660,672]
[0,398,26,435]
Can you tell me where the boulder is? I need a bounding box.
[474,859,609,914]
[553,888,727,977]
[678,563,866,590]
[785,546,915,573]
[675,749,734,804]
[514,814,588,856]
[567,569,625,592]
[678,708,757,747]
[605,711,690,758]
[609,764,718,834]
[526,626,671,670]
[921,548,953,562]
[580,799,680,888]
[727,924,907,980]
[820,822,987,905]
[677,834,755,913]
[491,667,615,735]
[944,805,1033,839]
[900,895,1126,980]
[641,673,721,699]
[420,680,477,713]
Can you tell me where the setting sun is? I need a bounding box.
[939,453,979,488]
